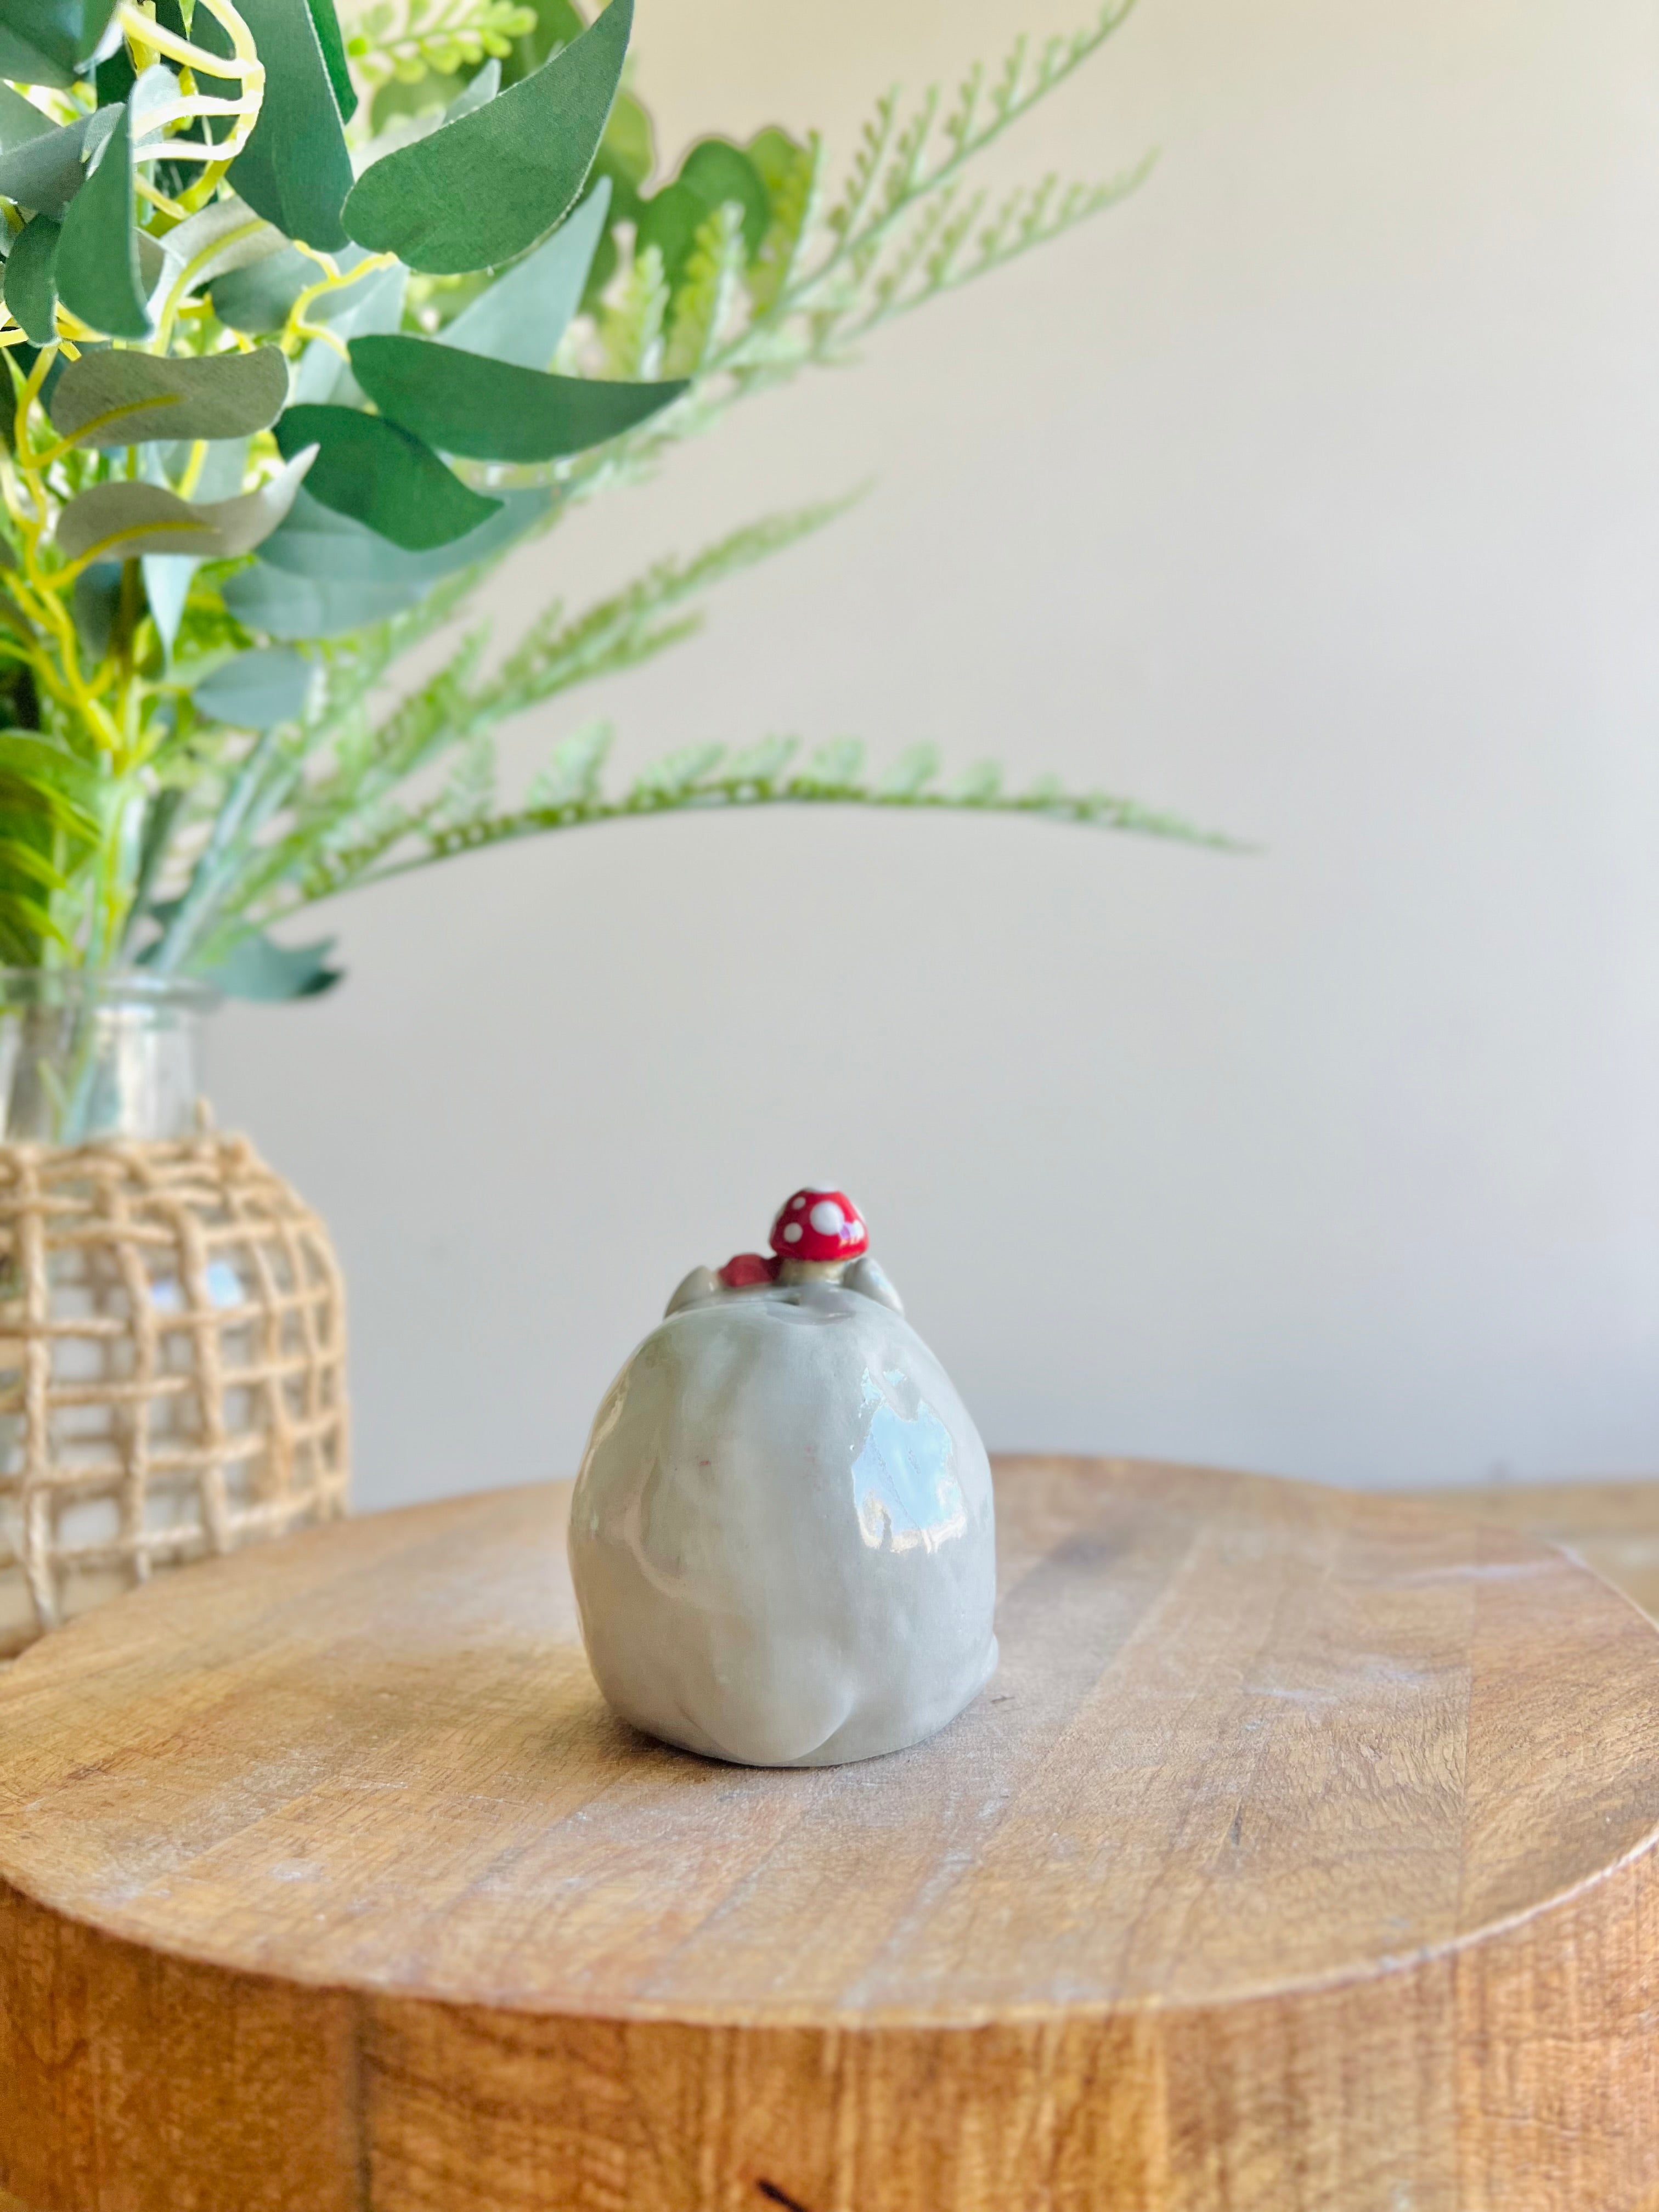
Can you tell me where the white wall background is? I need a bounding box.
[215,0,1659,1509]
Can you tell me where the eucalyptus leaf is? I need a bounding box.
[568,92,651,312]
[596,89,653,202]
[289,339,343,409]
[350,334,685,462]
[446,59,500,123]
[0,84,55,155]
[0,35,70,91]
[631,186,704,295]
[57,486,216,563]
[56,97,148,339]
[221,562,425,639]
[56,448,315,565]
[639,138,769,287]
[158,195,287,300]
[256,484,550,581]
[3,216,59,346]
[192,645,314,728]
[305,0,357,125]
[71,561,121,662]
[0,108,116,223]
[291,259,407,406]
[439,176,608,370]
[206,929,342,1001]
[342,0,632,274]
[189,437,252,503]
[128,61,183,153]
[227,486,547,635]
[208,245,313,334]
[140,554,194,660]
[50,346,290,448]
[153,435,248,503]
[0,0,119,86]
[274,404,502,550]
[674,140,766,229]
[135,224,165,302]
[321,258,407,341]
[211,239,380,336]
[228,0,353,252]
[95,38,135,109]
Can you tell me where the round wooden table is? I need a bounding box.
[4,1457,1659,2212]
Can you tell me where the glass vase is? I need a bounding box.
[0,971,349,1657]
[0,969,215,1144]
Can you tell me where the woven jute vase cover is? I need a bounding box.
[0,1134,348,1659]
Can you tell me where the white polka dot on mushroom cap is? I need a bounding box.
[809,1199,844,1235]
[791,1195,806,1210]
[782,1222,803,1243]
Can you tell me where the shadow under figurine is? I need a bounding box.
[568,1188,998,1767]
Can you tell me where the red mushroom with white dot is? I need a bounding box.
[663,1190,901,1317]
[770,1188,868,1268]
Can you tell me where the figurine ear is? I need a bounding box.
[664,1265,720,1318]
[845,1255,903,1314]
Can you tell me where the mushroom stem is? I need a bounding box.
[777,1258,850,1286]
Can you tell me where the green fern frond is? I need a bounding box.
[8,0,1193,981]
[782,0,1143,300]
[207,448,1239,943]
[664,205,748,379]
[795,737,866,794]
[306,571,484,755]
[174,505,860,941]
[941,60,984,158]
[430,732,497,829]
[524,722,613,810]
[878,743,940,797]
[952,759,1003,804]
[257,732,1238,916]
[630,742,727,804]
[725,735,798,791]
[197,629,490,940]
[476,497,862,725]
[600,242,670,381]
[746,132,825,316]
[825,89,900,242]
[877,87,941,229]
[289,800,434,914]
[343,0,537,88]
[496,5,1152,507]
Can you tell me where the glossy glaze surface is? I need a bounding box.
[568,1277,997,1765]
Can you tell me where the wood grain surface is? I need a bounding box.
[4,1455,1659,2211]
[1413,1475,1659,1621]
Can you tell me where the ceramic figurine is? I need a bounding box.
[568,1188,998,1767]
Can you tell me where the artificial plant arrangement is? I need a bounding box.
[0,0,1205,1017]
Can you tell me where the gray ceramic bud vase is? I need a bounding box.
[568,1187,998,1767]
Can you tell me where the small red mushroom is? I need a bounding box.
[769,1188,870,1264]
[719,1252,779,1288]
